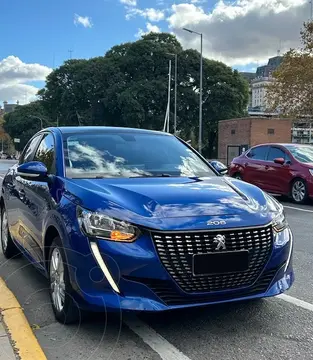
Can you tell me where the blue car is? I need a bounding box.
[0,127,294,324]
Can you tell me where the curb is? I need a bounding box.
[0,278,47,360]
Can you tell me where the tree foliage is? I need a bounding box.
[5,33,249,157]
[266,21,313,117]
[3,101,52,150]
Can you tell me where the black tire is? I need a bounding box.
[233,172,242,180]
[1,207,20,259]
[48,237,81,324]
[291,178,308,204]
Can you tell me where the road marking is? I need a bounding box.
[277,294,313,312]
[283,205,313,213]
[125,317,192,360]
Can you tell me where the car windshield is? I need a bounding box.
[63,132,216,179]
[285,145,313,163]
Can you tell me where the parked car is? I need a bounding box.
[1,127,294,324]
[229,143,313,203]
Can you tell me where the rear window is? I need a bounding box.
[246,146,269,160]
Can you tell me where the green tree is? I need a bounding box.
[37,32,248,157]
[266,21,313,116]
[3,101,52,150]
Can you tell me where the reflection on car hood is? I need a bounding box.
[64,176,278,229]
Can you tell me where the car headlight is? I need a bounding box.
[309,169,313,176]
[272,209,288,233]
[77,207,138,242]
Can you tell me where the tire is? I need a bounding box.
[48,237,81,324]
[1,207,20,259]
[233,173,242,180]
[291,178,308,204]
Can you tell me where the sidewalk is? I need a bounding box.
[0,317,17,360]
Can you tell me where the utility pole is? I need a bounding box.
[68,50,73,59]
[163,60,172,132]
[166,53,178,135]
[183,28,203,154]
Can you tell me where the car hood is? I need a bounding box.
[63,176,280,230]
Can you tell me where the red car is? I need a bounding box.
[229,143,313,204]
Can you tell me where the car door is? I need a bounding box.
[242,145,269,188]
[19,132,56,264]
[5,135,43,249]
[264,146,293,194]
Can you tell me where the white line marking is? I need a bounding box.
[125,317,192,360]
[283,205,313,213]
[277,294,313,312]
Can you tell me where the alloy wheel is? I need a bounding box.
[1,211,9,252]
[292,180,306,203]
[50,248,66,312]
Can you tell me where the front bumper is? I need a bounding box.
[67,222,294,312]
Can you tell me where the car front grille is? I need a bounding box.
[150,224,273,293]
[124,265,280,306]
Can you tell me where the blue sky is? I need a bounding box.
[0,0,308,104]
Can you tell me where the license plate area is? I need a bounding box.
[192,250,249,276]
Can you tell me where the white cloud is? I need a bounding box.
[0,56,52,105]
[168,0,309,66]
[126,7,165,22]
[74,14,93,28]
[136,23,161,38]
[120,0,137,6]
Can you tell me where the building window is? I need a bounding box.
[268,128,275,135]
[231,129,236,135]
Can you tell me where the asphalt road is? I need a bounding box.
[0,160,313,360]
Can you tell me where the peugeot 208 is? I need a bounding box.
[0,127,294,324]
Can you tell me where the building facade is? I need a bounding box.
[218,117,293,165]
[251,77,273,111]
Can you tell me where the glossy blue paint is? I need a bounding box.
[17,161,48,177]
[1,127,294,314]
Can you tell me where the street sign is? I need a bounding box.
[14,138,20,143]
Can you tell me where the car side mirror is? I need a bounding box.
[16,161,48,181]
[273,157,285,165]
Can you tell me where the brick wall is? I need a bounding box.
[218,118,251,163]
[218,117,293,164]
[250,118,292,146]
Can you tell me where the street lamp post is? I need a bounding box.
[183,27,203,154]
[167,53,178,135]
[28,115,43,129]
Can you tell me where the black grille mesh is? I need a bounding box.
[124,266,279,306]
[151,224,273,293]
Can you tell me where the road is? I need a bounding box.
[0,160,313,360]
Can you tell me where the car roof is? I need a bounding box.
[252,143,312,148]
[46,126,171,136]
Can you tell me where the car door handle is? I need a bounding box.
[265,165,269,170]
[244,162,249,166]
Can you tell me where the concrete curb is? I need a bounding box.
[0,278,47,360]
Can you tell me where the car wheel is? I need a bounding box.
[291,179,308,204]
[233,173,242,180]
[48,237,80,324]
[1,207,20,259]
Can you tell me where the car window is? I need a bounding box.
[19,135,42,164]
[285,145,313,163]
[63,132,216,179]
[267,147,286,161]
[34,133,55,173]
[246,146,268,160]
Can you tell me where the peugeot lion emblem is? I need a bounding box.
[213,234,226,251]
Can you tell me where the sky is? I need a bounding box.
[0,0,310,105]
